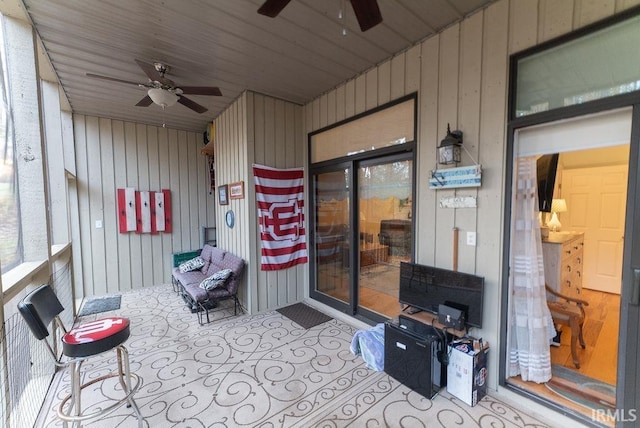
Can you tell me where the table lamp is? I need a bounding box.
[547,198,567,232]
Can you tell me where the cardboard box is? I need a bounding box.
[446,338,488,406]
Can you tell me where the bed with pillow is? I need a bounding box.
[171,244,245,324]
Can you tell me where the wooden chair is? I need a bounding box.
[545,284,589,368]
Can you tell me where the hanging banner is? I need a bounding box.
[253,164,307,271]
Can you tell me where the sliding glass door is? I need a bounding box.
[308,95,417,322]
[312,165,352,309]
[357,156,413,319]
[310,154,414,321]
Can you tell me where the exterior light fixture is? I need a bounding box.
[438,123,463,165]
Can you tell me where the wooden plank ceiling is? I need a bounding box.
[22,0,494,131]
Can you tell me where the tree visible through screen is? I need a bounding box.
[0,19,21,273]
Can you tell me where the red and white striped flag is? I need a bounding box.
[253,164,307,271]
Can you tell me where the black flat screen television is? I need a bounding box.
[399,262,484,328]
[536,153,559,213]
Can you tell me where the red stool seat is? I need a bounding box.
[63,317,131,358]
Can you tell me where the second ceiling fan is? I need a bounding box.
[258,0,383,32]
[86,59,222,114]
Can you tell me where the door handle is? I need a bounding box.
[632,269,640,306]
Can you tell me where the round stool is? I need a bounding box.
[17,285,144,428]
[60,317,143,426]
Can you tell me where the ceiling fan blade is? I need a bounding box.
[350,0,383,31]
[135,59,163,82]
[258,0,292,17]
[86,73,143,87]
[135,95,153,107]
[178,95,208,114]
[179,86,222,96]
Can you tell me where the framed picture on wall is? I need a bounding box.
[229,181,245,199]
[218,184,229,205]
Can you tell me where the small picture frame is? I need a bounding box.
[218,184,229,205]
[229,181,245,199]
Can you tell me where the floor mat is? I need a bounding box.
[78,295,122,316]
[277,303,332,329]
[546,364,616,411]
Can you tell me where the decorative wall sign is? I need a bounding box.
[429,165,482,189]
[117,188,171,234]
[229,181,245,199]
[439,196,477,208]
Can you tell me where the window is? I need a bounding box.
[513,12,640,117]
[310,98,415,163]
[0,17,22,272]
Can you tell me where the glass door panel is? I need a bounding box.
[358,158,413,318]
[313,168,351,304]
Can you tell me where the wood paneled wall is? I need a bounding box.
[247,92,305,314]
[303,0,640,391]
[213,91,304,314]
[73,114,214,298]
[212,94,250,310]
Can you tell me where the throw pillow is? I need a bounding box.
[212,268,233,281]
[199,269,233,291]
[178,256,205,273]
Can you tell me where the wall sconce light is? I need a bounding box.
[547,198,567,232]
[438,124,463,165]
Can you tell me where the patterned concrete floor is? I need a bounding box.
[39,284,549,427]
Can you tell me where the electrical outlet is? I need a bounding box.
[96,220,103,229]
[467,231,476,246]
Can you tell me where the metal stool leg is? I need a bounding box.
[71,360,83,427]
[58,351,143,426]
[117,346,144,427]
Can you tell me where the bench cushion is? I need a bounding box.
[172,268,206,288]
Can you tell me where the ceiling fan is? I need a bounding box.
[86,59,222,114]
[258,0,383,32]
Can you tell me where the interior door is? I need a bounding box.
[562,165,628,294]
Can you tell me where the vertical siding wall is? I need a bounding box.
[248,92,305,314]
[73,114,214,297]
[212,94,250,309]
[213,91,304,314]
[303,0,638,390]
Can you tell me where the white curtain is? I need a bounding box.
[507,157,555,383]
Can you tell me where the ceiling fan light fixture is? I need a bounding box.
[147,87,179,107]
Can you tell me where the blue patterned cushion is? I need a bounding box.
[199,269,233,291]
[178,256,205,273]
